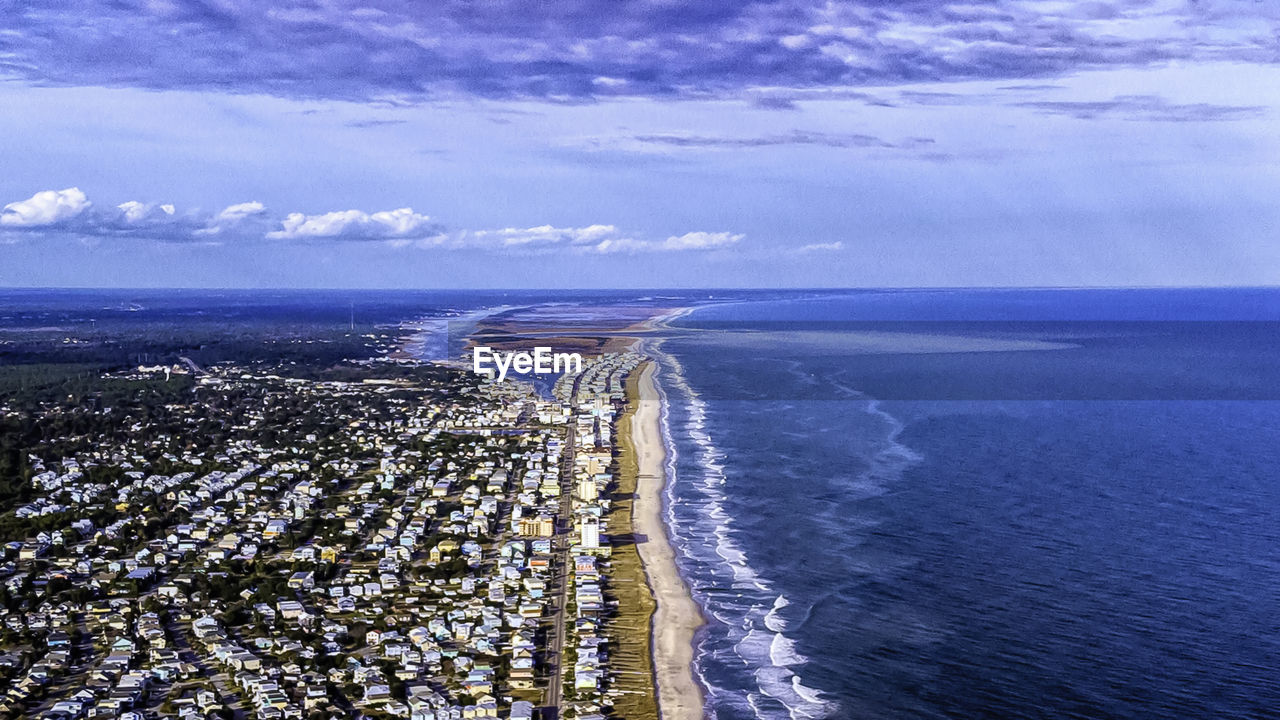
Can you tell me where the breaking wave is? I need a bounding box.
[647,342,838,720]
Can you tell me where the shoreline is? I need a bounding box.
[631,360,706,720]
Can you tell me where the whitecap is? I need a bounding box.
[764,595,791,632]
[769,633,805,667]
[647,341,843,719]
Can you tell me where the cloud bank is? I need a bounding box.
[634,131,895,149]
[267,208,441,240]
[2,1,1277,102]
[0,188,276,243]
[0,188,743,254]
[467,225,743,253]
[1015,94,1268,122]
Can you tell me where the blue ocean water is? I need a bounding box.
[653,289,1280,720]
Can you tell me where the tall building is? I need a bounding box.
[580,516,600,549]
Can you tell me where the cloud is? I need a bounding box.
[797,241,844,252]
[194,201,270,238]
[469,225,741,253]
[471,224,624,249]
[345,119,409,128]
[1015,95,1267,122]
[888,88,1268,122]
[998,84,1068,92]
[660,231,743,251]
[632,130,933,150]
[215,201,267,223]
[1,188,741,253]
[0,189,269,243]
[1,187,91,227]
[116,200,176,223]
[587,230,743,254]
[751,95,799,111]
[266,208,441,240]
[896,91,991,107]
[1,1,1276,102]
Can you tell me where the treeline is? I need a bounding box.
[0,363,106,396]
[1,321,400,369]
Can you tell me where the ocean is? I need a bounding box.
[652,289,1280,720]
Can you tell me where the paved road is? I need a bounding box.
[178,355,204,375]
[544,425,575,715]
[544,372,583,715]
[165,615,250,720]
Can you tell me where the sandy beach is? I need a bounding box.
[632,361,706,720]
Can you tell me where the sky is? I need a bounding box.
[1,0,1279,288]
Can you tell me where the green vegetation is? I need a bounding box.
[604,366,660,720]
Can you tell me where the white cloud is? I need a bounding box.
[797,241,844,252]
[117,201,149,222]
[589,236,643,253]
[589,230,744,253]
[369,208,437,236]
[1,188,745,255]
[267,207,437,239]
[117,200,177,223]
[194,201,268,237]
[216,201,266,223]
[472,224,624,248]
[1,187,91,227]
[467,225,742,254]
[661,231,743,250]
[780,34,812,50]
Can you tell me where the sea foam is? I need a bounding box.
[764,595,791,633]
[648,342,838,720]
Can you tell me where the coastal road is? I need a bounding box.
[544,371,584,715]
[544,423,575,715]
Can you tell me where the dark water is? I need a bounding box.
[655,289,1280,719]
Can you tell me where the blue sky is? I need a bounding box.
[1,0,1279,288]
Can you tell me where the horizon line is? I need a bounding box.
[4,285,1280,293]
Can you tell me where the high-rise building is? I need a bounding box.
[580,516,600,549]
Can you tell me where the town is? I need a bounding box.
[0,347,648,720]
